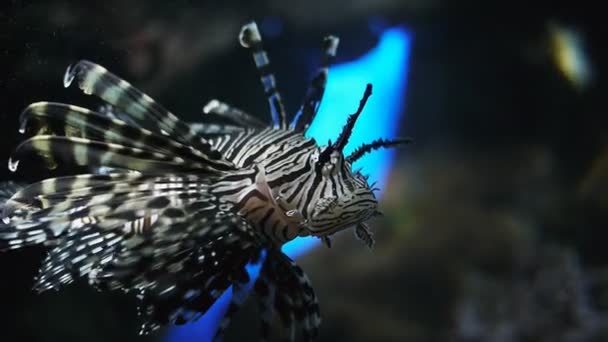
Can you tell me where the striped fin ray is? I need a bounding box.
[0,181,24,205]
[1,174,248,295]
[255,266,277,341]
[63,60,216,154]
[31,177,207,210]
[33,196,207,292]
[49,185,259,289]
[292,35,340,131]
[0,181,27,221]
[97,202,215,290]
[0,175,214,251]
[203,99,267,129]
[34,225,123,292]
[4,175,215,229]
[10,135,214,174]
[3,173,144,216]
[32,187,193,225]
[254,251,321,341]
[239,22,288,129]
[31,188,212,292]
[0,192,178,252]
[40,181,209,224]
[8,173,204,205]
[135,245,252,334]
[97,103,143,128]
[213,279,254,342]
[111,213,263,334]
[189,122,245,136]
[20,102,234,171]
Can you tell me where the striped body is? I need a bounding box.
[0,21,408,341]
[206,127,378,245]
[210,129,316,244]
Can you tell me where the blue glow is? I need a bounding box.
[167,26,411,341]
[284,26,412,259]
[260,17,284,38]
[166,251,266,342]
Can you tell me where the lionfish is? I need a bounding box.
[0,22,408,341]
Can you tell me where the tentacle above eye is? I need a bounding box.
[346,137,412,164]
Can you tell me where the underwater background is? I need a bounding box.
[1,1,607,341]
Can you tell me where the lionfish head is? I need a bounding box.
[306,84,410,239]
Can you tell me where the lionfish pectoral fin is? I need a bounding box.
[321,236,332,249]
[11,136,188,174]
[254,262,276,341]
[120,206,264,334]
[213,279,253,342]
[255,251,321,342]
[354,222,375,249]
[97,103,142,128]
[63,60,209,151]
[0,181,30,250]
[0,181,25,214]
[18,102,235,174]
[34,225,123,292]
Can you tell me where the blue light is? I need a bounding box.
[167,26,411,341]
[260,17,284,38]
[284,26,412,259]
[166,251,266,342]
